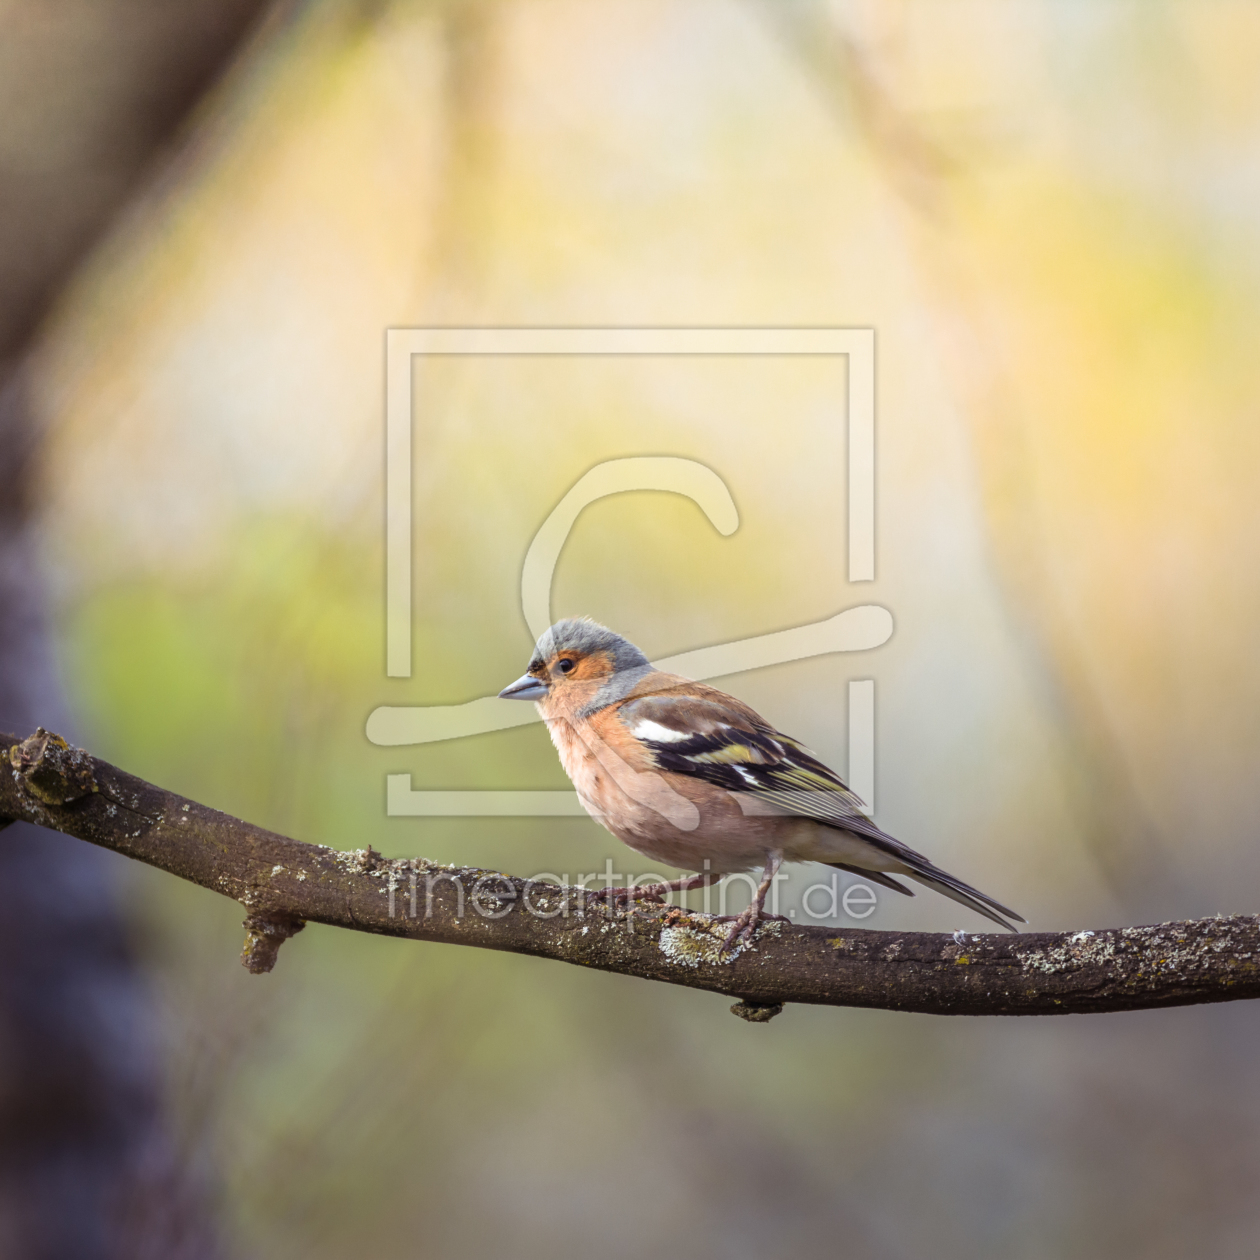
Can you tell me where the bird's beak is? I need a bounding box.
[498,673,550,702]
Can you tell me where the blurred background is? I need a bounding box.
[4,1,1260,1256]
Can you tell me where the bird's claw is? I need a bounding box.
[720,913,755,953]
[713,908,789,953]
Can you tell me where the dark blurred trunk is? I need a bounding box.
[0,3,282,1254]
[0,370,205,1256]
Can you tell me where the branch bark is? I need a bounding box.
[4,728,1258,1020]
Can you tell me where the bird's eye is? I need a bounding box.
[556,658,575,674]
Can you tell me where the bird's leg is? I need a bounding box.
[716,851,787,952]
[588,871,714,909]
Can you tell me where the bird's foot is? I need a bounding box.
[587,873,712,911]
[713,906,791,953]
[711,852,787,953]
[587,883,666,910]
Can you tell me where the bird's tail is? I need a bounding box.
[827,863,915,897]
[828,856,1025,932]
[904,859,1025,932]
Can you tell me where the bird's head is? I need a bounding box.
[498,618,652,714]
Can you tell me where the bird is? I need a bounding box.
[499,617,1025,950]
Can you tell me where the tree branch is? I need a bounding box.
[3,729,1258,1021]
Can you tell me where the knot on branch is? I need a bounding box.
[241,914,306,974]
[9,728,98,806]
[730,999,785,1023]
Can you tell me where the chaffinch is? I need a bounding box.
[500,617,1024,949]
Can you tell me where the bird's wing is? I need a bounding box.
[618,688,1026,931]
[616,689,887,843]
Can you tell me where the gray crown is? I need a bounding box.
[529,618,650,674]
